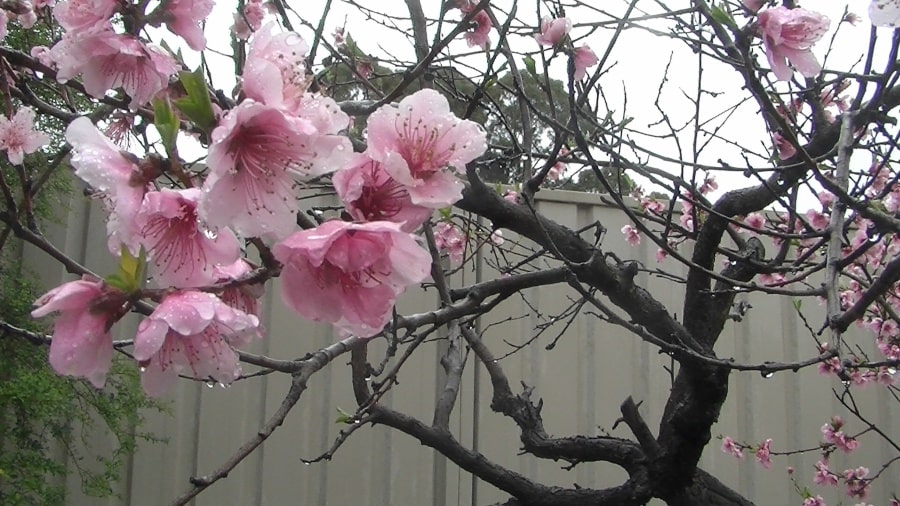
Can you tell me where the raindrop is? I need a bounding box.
[761,371,774,379]
[219,383,230,389]
[889,367,897,375]
[139,366,147,373]
[364,375,373,382]
[868,234,882,243]
[205,381,215,388]
[841,379,851,387]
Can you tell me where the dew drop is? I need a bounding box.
[761,371,774,379]
[139,366,147,372]
[303,461,310,466]
[206,381,215,388]
[364,375,373,382]
[219,382,229,389]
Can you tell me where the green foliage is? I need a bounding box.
[0,22,162,505]
[0,251,165,505]
[174,70,217,133]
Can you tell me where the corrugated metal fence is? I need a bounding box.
[26,189,898,505]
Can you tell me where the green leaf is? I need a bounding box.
[104,246,147,294]
[173,71,216,132]
[523,55,536,77]
[438,208,453,220]
[792,299,802,311]
[152,98,179,156]
[335,407,354,424]
[709,4,737,30]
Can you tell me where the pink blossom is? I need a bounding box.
[201,100,351,239]
[621,224,640,246]
[332,154,432,233]
[814,459,839,486]
[490,229,505,246]
[698,176,718,195]
[548,148,568,181]
[503,190,519,203]
[0,106,49,165]
[65,117,150,252]
[242,23,311,111]
[0,11,7,41]
[133,188,241,288]
[818,190,836,208]
[843,12,862,25]
[655,248,668,263]
[755,438,773,469]
[573,45,598,80]
[757,7,830,81]
[367,89,486,207]
[720,436,744,459]
[758,272,785,286]
[870,0,900,27]
[134,291,259,396]
[822,416,859,453]
[535,16,571,47]
[803,496,826,506]
[434,221,467,266]
[842,466,869,499]
[772,132,797,160]
[641,198,664,215]
[30,46,54,68]
[51,28,177,109]
[232,0,268,39]
[464,9,491,49]
[805,208,830,230]
[52,0,117,31]
[742,0,764,13]
[876,366,897,385]
[274,220,431,337]
[31,277,125,388]
[160,0,214,51]
[744,212,766,231]
[332,26,345,46]
[212,260,264,341]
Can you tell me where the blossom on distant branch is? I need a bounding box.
[573,45,598,80]
[721,436,744,459]
[755,439,773,469]
[757,6,830,81]
[535,16,571,47]
[0,106,49,165]
[464,9,492,49]
[621,224,640,246]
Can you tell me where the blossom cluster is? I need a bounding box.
[29,20,486,396]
